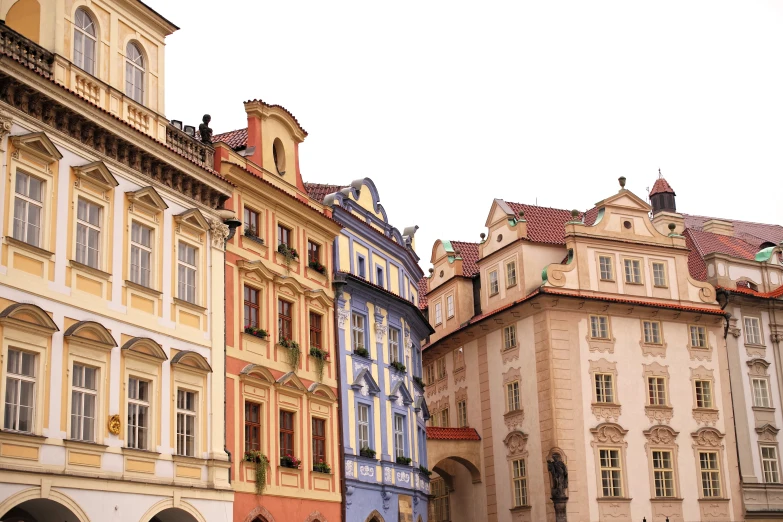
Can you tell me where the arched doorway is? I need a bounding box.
[431,457,483,522]
[1,498,82,522]
[148,508,200,522]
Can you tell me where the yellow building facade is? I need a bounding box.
[0,1,235,521]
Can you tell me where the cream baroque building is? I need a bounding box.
[421,180,742,522]
[0,1,235,521]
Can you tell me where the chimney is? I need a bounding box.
[649,170,676,216]
[243,100,265,168]
[702,219,735,236]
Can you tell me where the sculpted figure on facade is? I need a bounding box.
[547,453,568,499]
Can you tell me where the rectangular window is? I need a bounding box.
[76,198,101,268]
[245,402,261,452]
[278,224,291,247]
[457,400,467,427]
[436,357,446,380]
[447,295,454,318]
[699,451,721,497]
[504,325,517,350]
[623,258,642,284]
[357,256,366,278]
[647,377,667,406]
[243,207,259,236]
[12,171,43,247]
[176,390,196,457]
[507,381,520,412]
[351,313,366,352]
[130,222,153,287]
[309,312,322,350]
[652,450,675,497]
[595,374,615,403]
[599,448,623,497]
[393,414,405,458]
[440,408,449,428]
[127,378,149,450]
[489,270,499,296]
[435,303,442,325]
[753,378,771,408]
[432,478,450,522]
[590,315,610,339]
[279,410,295,457]
[690,326,707,348]
[4,349,36,433]
[512,458,528,507]
[358,404,370,450]
[652,262,667,287]
[244,286,260,328]
[643,321,661,344]
[376,267,384,287]
[278,300,293,341]
[312,417,326,466]
[695,380,713,409]
[70,363,97,442]
[745,317,762,345]
[389,328,400,364]
[425,364,435,385]
[599,255,613,281]
[177,242,197,303]
[506,261,517,287]
[307,240,320,264]
[762,446,780,483]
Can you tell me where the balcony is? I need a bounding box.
[0,21,54,79]
[166,124,215,170]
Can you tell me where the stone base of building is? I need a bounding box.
[744,482,783,521]
[233,491,339,522]
[344,480,428,522]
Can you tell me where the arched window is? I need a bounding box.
[73,8,96,74]
[125,42,144,104]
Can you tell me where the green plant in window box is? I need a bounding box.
[244,225,258,238]
[309,346,329,382]
[278,338,301,370]
[243,451,269,494]
[390,361,406,373]
[359,446,376,459]
[308,260,327,275]
[313,459,332,474]
[244,325,268,339]
[354,347,370,359]
[419,465,432,477]
[412,376,425,389]
[280,453,302,469]
[396,456,412,466]
[277,243,299,268]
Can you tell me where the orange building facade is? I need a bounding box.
[213,101,343,522]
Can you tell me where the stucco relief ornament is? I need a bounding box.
[645,425,677,445]
[374,314,387,343]
[0,111,12,146]
[337,308,350,328]
[360,382,369,397]
[207,218,230,249]
[381,488,391,511]
[405,329,413,359]
[384,467,393,483]
[108,414,121,435]
[345,459,355,478]
[353,361,370,376]
[397,470,410,484]
[359,464,374,477]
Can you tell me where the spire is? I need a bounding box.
[649,170,676,215]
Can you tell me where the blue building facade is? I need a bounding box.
[306,179,432,522]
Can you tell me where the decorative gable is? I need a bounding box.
[276,371,307,392]
[414,396,430,419]
[171,350,212,373]
[121,337,167,361]
[175,208,209,232]
[351,368,381,396]
[127,186,168,213]
[11,132,63,163]
[389,380,414,406]
[63,320,117,350]
[73,161,119,190]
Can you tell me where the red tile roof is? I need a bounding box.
[450,241,480,277]
[650,177,675,196]
[717,284,783,299]
[304,183,347,203]
[212,128,248,150]
[684,214,783,245]
[418,277,429,309]
[505,203,598,245]
[426,427,481,441]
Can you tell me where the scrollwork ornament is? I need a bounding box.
[207,218,230,250]
[108,414,121,435]
[337,308,350,328]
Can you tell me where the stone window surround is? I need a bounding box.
[743,314,766,349]
[587,315,616,354]
[643,362,673,424]
[643,425,682,499]
[596,252,615,282]
[590,423,631,500]
[125,186,167,298]
[639,318,668,358]
[686,323,712,362]
[757,427,782,485]
[690,366,719,427]
[71,176,113,275]
[503,368,524,430]
[621,256,644,285]
[691,427,728,500]
[748,359,775,422]
[589,359,621,422]
[649,258,669,288]
[503,431,530,510]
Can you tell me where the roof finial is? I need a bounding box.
[618,176,627,189]
[658,168,662,179]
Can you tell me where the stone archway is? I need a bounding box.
[140,499,206,522]
[241,506,275,522]
[0,488,89,522]
[364,510,384,522]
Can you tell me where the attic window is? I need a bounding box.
[273,138,286,175]
[737,280,759,292]
[623,220,632,229]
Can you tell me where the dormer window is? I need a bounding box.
[74,9,96,75]
[125,43,144,104]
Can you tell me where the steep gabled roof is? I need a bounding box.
[449,240,480,277]
[212,128,248,150]
[418,277,429,309]
[304,182,348,203]
[504,203,600,245]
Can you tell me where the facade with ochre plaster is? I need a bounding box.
[421,179,742,522]
[0,0,235,520]
[306,180,432,522]
[213,101,342,522]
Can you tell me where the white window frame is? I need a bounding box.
[12,170,44,248]
[503,325,517,350]
[76,197,102,269]
[506,261,517,287]
[512,458,528,506]
[446,295,454,319]
[434,302,442,325]
[599,255,614,281]
[590,315,610,339]
[652,449,675,497]
[762,445,780,484]
[623,258,642,284]
[690,325,707,348]
[70,363,98,442]
[599,448,624,497]
[489,270,499,296]
[647,376,667,406]
[389,328,400,364]
[351,312,366,352]
[457,400,467,427]
[130,221,153,287]
[73,8,97,75]
[127,377,150,450]
[176,389,197,457]
[753,377,772,408]
[745,317,763,346]
[177,241,198,304]
[699,451,722,497]
[695,380,713,409]
[436,357,446,380]
[4,348,36,433]
[506,381,520,412]
[652,261,667,287]
[643,320,662,345]
[125,42,145,104]
[393,414,405,459]
[357,403,370,450]
[594,373,615,404]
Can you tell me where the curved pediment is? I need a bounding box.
[121,337,167,361]
[0,303,58,333]
[351,368,380,396]
[237,259,277,280]
[63,320,117,349]
[277,371,307,392]
[240,364,276,383]
[308,382,337,400]
[171,350,212,372]
[389,380,414,405]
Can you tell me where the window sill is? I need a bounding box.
[173,297,207,313]
[0,430,46,442]
[6,236,54,259]
[753,406,776,413]
[698,497,729,502]
[70,259,111,280]
[172,454,207,466]
[509,505,532,512]
[745,343,767,349]
[624,281,643,286]
[653,284,669,289]
[650,497,683,502]
[125,280,162,297]
[597,497,632,502]
[122,447,161,458]
[489,292,499,298]
[355,454,380,464]
[599,278,616,283]
[63,439,108,450]
[592,402,621,408]
[243,234,265,246]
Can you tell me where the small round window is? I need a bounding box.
[273,138,286,175]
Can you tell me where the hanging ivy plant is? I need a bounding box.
[277,243,299,270]
[309,347,329,382]
[279,338,301,370]
[244,451,269,495]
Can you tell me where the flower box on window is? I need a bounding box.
[390,361,407,373]
[244,325,269,339]
[280,454,302,469]
[277,243,299,260]
[313,460,332,474]
[354,347,370,359]
[308,260,327,275]
[396,456,413,466]
[278,338,301,370]
[243,450,270,495]
[309,346,329,381]
[419,465,432,477]
[413,376,425,389]
[359,446,376,459]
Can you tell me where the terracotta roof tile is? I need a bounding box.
[685,232,708,281]
[418,277,429,309]
[212,128,248,150]
[684,214,783,245]
[304,182,347,203]
[649,177,675,197]
[426,427,481,441]
[450,241,480,277]
[505,203,597,244]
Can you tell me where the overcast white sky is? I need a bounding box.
[151,1,783,269]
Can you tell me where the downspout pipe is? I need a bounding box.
[223,217,242,483]
[332,276,348,522]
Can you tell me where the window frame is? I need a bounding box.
[309,311,323,351]
[127,376,151,450]
[351,312,366,353]
[434,302,442,325]
[12,169,45,249]
[73,8,97,75]
[176,240,199,304]
[598,255,614,281]
[698,451,722,498]
[506,260,518,288]
[388,327,400,364]
[129,220,154,288]
[512,458,528,507]
[279,409,295,458]
[762,445,781,484]
[642,320,662,345]
[647,376,668,406]
[277,223,292,248]
[75,197,103,269]
[689,325,708,348]
[651,261,668,288]
[312,416,327,467]
[623,257,643,285]
[393,413,406,459]
[244,285,261,329]
[594,373,615,404]
[744,316,764,346]
[488,269,499,296]
[243,207,260,237]
[244,401,262,452]
[357,402,371,451]
[446,295,454,319]
[278,299,294,342]
[753,377,772,408]
[436,357,447,381]
[307,240,321,264]
[356,255,366,279]
[506,381,520,412]
[175,388,197,457]
[432,477,450,522]
[590,315,611,340]
[125,42,145,104]
[503,325,517,350]
[70,362,98,442]
[651,449,676,498]
[3,348,37,434]
[598,447,624,497]
[695,379,713,409]
[457,399,467,428]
